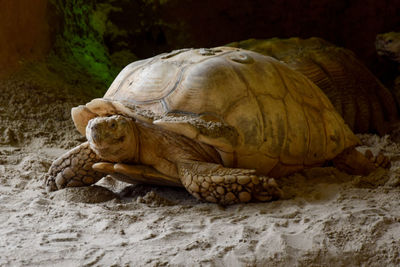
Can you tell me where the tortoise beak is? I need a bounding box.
[87,120,106,145]
[91,132,101,144]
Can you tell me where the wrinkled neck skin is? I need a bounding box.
[136,121,222,178]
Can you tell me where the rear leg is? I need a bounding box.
[332,147,390,176]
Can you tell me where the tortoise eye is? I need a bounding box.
[387,39,393,43]
[110,121,116,129]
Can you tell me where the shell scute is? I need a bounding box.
[280,93,309,165]
[165,56,248,115]
[257,96,287,159]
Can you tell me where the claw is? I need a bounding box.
[375,153,385,166]
[45,174,58,192]
[265,178,284,199]
[365,149,374,160]
[365,150,391,169]
[375,152,391,169]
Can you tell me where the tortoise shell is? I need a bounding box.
[228,37,399,135]
[72,47,359,177]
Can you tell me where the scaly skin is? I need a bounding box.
[46,142,105,191]
[177,161,283,205]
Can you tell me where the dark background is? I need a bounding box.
[1,0,400,87]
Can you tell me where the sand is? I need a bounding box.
[1,66,400,267]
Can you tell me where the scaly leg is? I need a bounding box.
[332,147,391,176]
[177,161,283,205]
[46,142,105,191]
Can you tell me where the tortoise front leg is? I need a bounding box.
[46,142,105,191]
[177,161,283,205]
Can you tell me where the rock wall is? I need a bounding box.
[0,0,57,77]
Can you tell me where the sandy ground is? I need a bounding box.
[1,65,400,267]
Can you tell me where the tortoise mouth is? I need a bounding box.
[90,130,126,146]
[376,48,393,57]
[376,49,400,62]
[375,42,398,59]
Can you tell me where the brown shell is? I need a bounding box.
[73,47,359,177]
[228,37,399,135]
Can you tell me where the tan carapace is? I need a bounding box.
[228,37,399,135]
[46,47,378,205]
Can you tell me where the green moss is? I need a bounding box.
[50,0,121,91]
[90,3,121,37]
[48,0,188,92]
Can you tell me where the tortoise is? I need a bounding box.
[46,47,381,205]
[376,32,400,109]
[376,32,400,62]
[227,37,399,135]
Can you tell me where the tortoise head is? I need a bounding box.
[86,115,139,163]
[376,32,400,62]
